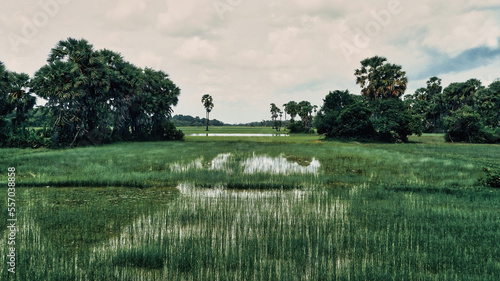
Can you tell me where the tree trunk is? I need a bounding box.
[205,111,209,131]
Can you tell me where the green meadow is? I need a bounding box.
[1,128,500,280]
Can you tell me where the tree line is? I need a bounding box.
[271,56,499,143]
[1,38,183,147]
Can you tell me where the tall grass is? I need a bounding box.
[1,186,499,280]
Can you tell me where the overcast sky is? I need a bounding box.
[1,0,500,123]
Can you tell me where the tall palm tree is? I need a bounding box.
[270,103,279,130]
[201,94,214,131]
[354,56,407,100]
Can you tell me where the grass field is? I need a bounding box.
[1,127,499,280]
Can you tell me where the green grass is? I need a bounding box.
[1,187,499,280]
[1,130,499,280]
[1,132,498,189]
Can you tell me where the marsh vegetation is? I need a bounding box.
[1,130,500,280]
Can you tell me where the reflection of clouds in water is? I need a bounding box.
[170,157,202,173]
[209,153,232,171]
[241,153,320,175]
[170,153,321,175]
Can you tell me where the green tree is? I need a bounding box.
[444,105,498,143]
[298,101,313,130]
[442,78,483,112]
[355,56,408,100]
[7,71,36,137]
[404,76,445,132]
[284,101,299,122]
[270,103,280,131]
[474,80,500,128]
[315,90,374,139]
[31,38,183,146]
[0,62,13,144]
[32,38,111,146]
[142,68,182,140]
[201,94,214,131]
[371,98,416,142]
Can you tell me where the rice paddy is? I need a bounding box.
[1,128,499,280]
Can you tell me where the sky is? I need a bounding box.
[1,0,500,124]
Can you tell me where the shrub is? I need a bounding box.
[444,105,499,143]
[371,98,414,142]
[479,168,500,188]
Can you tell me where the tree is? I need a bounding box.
[31,37,184,146]
[442,78,483,112]
[31,38,111,146]
[270,103,280,131]
[354,56,408,100]
[315,90,374,139]
[444,105,498,143]
[371,98,415,142]
[474,81,500,128]
[284,101,299,122]
[7,71,36,137]
[298,101,313,130]
[201,94,214,131]
[404,76,445,132]
[0,62,13,144]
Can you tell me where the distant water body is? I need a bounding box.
[187,133,289,137]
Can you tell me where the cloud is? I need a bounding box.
[156,0,219,36]
[416,40,500,79]
[105,0,147,21]
[175,37,218,62]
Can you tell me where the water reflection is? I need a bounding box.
[241,153,320,175]
[170,153,320,175]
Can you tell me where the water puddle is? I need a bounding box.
[241,153,320,175]
[170,153,320,175]
[188,133,289,137]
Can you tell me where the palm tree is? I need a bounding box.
[7,72,35,136]
[354,56,407,100]
[270,103,279,130]
[284,101,299,122]
[201,94,214,131]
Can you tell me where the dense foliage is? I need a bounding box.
[171,114,225,127]
[406,77,500,143]
[314,56,499,143]
[1,38,183,148]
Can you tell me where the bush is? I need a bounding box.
[287,121,307,133]
[479,168,500,188]
[444,106,499,143]
[150,120,185,141]
[371,98,413,142]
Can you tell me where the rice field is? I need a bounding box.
[1,129,499,280]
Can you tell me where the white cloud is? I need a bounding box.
[1,0,500,123]
[175,37,218,62]
[156,0,218,36]
[105,0,147,21]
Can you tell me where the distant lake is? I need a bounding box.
[188,133,289,137]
